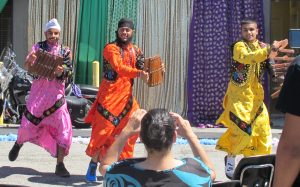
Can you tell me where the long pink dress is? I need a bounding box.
[17,41,73,157]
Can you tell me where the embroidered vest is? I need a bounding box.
[230,41,267,87]
[103,41,144,82]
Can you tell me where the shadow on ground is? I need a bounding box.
[0,166,103,186]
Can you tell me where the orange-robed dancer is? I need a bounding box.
[84,18,149,182]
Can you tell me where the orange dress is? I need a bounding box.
[85,42,143,161]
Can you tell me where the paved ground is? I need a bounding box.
[0,142,231,187]
[0,118,283,187]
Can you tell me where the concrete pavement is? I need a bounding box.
[1,142,278,187]
[0,122,282,187]
[0,123,283,139]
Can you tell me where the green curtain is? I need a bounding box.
[0,0,8,13]
[106,0,138,43]
[76,0,138,84]
[75,0,108,84]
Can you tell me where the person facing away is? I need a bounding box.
[99,108,216,187]
[8,18,73,177]
[215,19,281,178]
[273,56,300,187]
[84,18,149,182]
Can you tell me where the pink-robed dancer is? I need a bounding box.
[8,18,73,177]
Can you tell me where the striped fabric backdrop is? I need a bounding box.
[73,0,266,127]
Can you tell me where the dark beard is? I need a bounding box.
[115,31,133,46]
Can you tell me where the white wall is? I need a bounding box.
[264,0,271,43]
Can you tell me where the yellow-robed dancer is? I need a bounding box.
[215,19,280,178]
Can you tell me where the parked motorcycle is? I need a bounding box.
[0,46,98,128]
[65,83,98,128]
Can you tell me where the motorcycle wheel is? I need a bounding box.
[0,99,3,115]
[67,97,93,129]
[72,119,91,129]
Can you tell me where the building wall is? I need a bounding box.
[264,0,271,43]
[271,1,290,42]
[12,0,28,66]
[0,0,12,53]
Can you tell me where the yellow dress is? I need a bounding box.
[215,40,272,156]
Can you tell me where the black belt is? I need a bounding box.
[97,96,133,126]
[24,97,65,126]
[230,106,263,135]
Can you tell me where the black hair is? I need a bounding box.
[140,109,176,152]
[240,19,257,26]
[118,18,134,30]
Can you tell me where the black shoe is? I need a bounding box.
[55,162,70,177]
[8,142,23,161]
